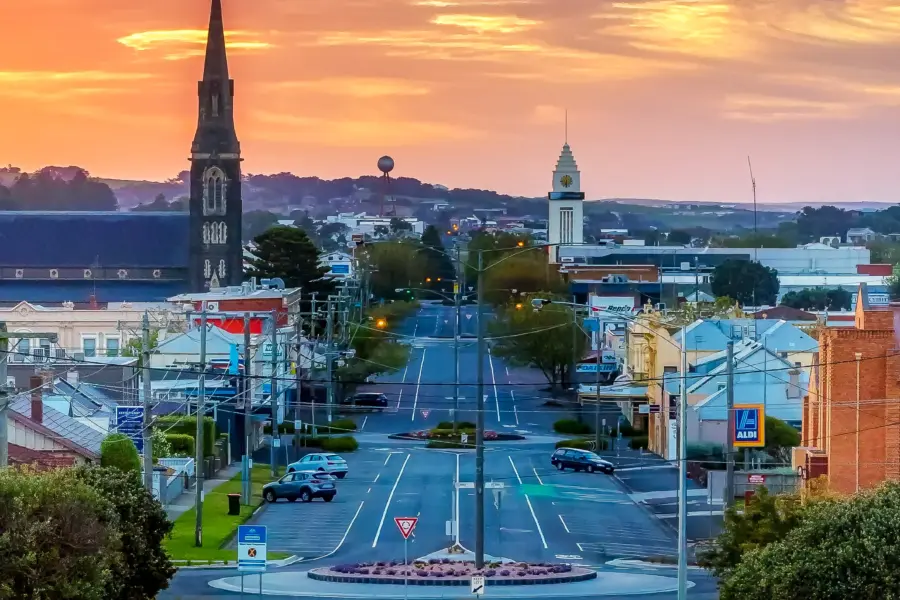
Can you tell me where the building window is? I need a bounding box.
[14,338,29,363]
[203,222,228,245]
[106,337,120,357]
[218,259,226,278]
[83,338,97,358]
[204,259,212,278]
[203,167,226,216]
[35,338,51,362]
[559,207,574,245]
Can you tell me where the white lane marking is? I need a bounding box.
[576,542,584,552]
[384,454,392,467]
[508,455,547,548]
[558,514,571,534]
[411,348,428,422]
[532,467,544,486]
[373,473,380,484]
[361,416,368,431]
[455,452,461,544]
[505,366,509,377]
[367,487,371,494]
[372,453,411,548]
[512,393,519,425]
[488,349,500,422]
[396,350,413,410]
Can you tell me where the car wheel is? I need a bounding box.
[300,489,312,502]
[556,462,564,471]
[265,490,277,503]
[336,472,347,479]
[317,467,325,472]
[323,496,334,502]
[588,465,595,474]
[605,468,614,475]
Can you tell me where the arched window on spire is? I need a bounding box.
[203,167,226,216]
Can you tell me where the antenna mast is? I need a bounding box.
[747,156,757,236]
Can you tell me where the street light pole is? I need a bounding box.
[594,334,602,451]
[194,310,208,547]
[677,325,688,599]
[453,246,461,433]
[141,312,153,493]
[269,310,278,478]
[475,249,486,569]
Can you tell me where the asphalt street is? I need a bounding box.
[163,305,720,598]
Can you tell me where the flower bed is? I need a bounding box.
[390,430,524,442]
[308,560,596,586]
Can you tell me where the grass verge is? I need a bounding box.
[165,464,289,563]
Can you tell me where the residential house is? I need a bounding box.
[41,375,120,433]
[6,357,139,402]
[846,227,877,246]
[319,251,354,279]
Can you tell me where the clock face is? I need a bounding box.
[560,174,573,188]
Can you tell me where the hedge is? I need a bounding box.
[553,419,593,435]
[437,421,476,430]
[155,416,216,457]
[165,433,195,457]
[426,440,468,449]
[555,438,609,451]
[321,436,359,452]
[629,436,649,450]
[264,419,357,436]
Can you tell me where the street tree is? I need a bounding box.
[481,253,565,306]
[73,467,176,600]
[489,298,586,392]
[361,241,427,301]
[0,467,121,599]
[710,260,779,305]
[245,226,334,295]
[100,433,141,477]
[720,482,900,600]
[121,329,159,369]
[780,287,851,311]
[764,416,800,464]
[420,225,456,293]
[241,210,279,242]
[666,229,692,245]
[390,217,412,234]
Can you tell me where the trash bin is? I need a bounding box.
[227,493,241,515]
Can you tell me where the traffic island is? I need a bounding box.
[389,430,526,445]
[308,561,596,586]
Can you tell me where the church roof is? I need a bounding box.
[0,211,188,268]
[555,143,578,172]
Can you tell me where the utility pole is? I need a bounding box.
[325,297,335,425]
[269,310,278,478]
[453,246,461,433]
[242,313,252,505]
[595,331,602,451]
[677,325,688,599]
[194,310,208,547]
[0,326,8,468]
[724,341,735,508]
[142,312,153,493]
[309,294,318,434]
[294,309,303,451]
[475,250,486,569]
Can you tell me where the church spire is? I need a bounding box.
[192,0,239,155]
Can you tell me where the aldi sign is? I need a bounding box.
[734,404,765,447]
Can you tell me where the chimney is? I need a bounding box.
[66,370,79,387]
[30,375,43,424]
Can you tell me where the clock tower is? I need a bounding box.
[188,0,243,292]
[547,143,584,263]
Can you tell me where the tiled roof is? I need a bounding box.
[9,396,105,456]
[8,444,78,469]
[0,212,188,268]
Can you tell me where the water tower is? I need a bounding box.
[377,155,395,217]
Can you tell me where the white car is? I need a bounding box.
[288,453,349,478]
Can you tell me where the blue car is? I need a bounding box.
[262,471,337,503]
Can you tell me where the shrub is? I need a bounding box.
[555,438,608,451]
[629,436,649,450]
[616,422,639,437]
[151,428,172,461]
[553,419,592,435]
[155,415,216,457]
[427,440,467,449]
[687,442,724,467]
[436,421,476,430]
[321,436,359,452]
[329,418,357,433]
[165,433,195,457]
[100,433,141,476]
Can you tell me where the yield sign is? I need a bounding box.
[421,409,430,419]
[465,314,473,320]
[394,517,418,540]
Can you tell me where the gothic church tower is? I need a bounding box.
[188,0,243,291]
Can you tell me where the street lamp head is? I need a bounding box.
[426,277,432,283]
[375,318,388,329]
[517,241,525,247]
[515,303,523,310]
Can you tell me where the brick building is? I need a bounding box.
[799,285,900,494]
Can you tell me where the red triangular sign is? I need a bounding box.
[394,517,418,539]
[421,409,430,419]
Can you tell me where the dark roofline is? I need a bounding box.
[0,211,186,217]
[6,410,98,460]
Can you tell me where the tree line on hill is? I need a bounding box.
[0,166,118,211]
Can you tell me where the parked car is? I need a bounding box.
[288,453,349,478]
[262,471,337,503]
[346,392,389,409]
[550,448,615,474]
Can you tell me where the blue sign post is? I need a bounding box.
[115,406,144,453]
[237,525,268,573]
[734,404,765,448]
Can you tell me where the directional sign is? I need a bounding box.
[734,404,765,448]
[237,525,267,573]
[471,575,485,596]
[394,516,418,540]
[421,409,430,419]
[461,433,469,445]
[115,406,144,453]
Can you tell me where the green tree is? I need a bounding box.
[389,217,412,234]
[73,467,176,600]
[482,253,565,306]
[121,330,159,369]
[888,265,900,301]
[720,482,900,600]
[780,287,851,311]
[710,260,779,305]
[241,210,280,242]
[698,486,806,582]
[150,428,172,462]
[764,416,800,464]
[0,467,121,599]
[667,229,692,245]
[361,241,427,301]
[720,232,794,249]
[245,226,334,294]
[100,433,141,477]
[420,225,457,293]
[489,297,586,392]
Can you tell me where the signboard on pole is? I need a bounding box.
[734,404,765,447]
[237,525,268,572]
[471,575,485,596]
[576,363,616,373]
[748,474,766,485]
[394,517,418,539]
[115,406,144,453]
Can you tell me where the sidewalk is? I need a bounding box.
[166,463,241,521]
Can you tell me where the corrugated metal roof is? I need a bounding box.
[9,396,105,455]
[0,212,188,268]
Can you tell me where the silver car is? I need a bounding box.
[288,453,349,478]
[262,470,337,503]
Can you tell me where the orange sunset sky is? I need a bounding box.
[1,0,900,203]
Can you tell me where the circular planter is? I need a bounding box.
[309,562,596,586]
[389,432,525,442]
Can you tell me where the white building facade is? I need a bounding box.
[547,143,584,264]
